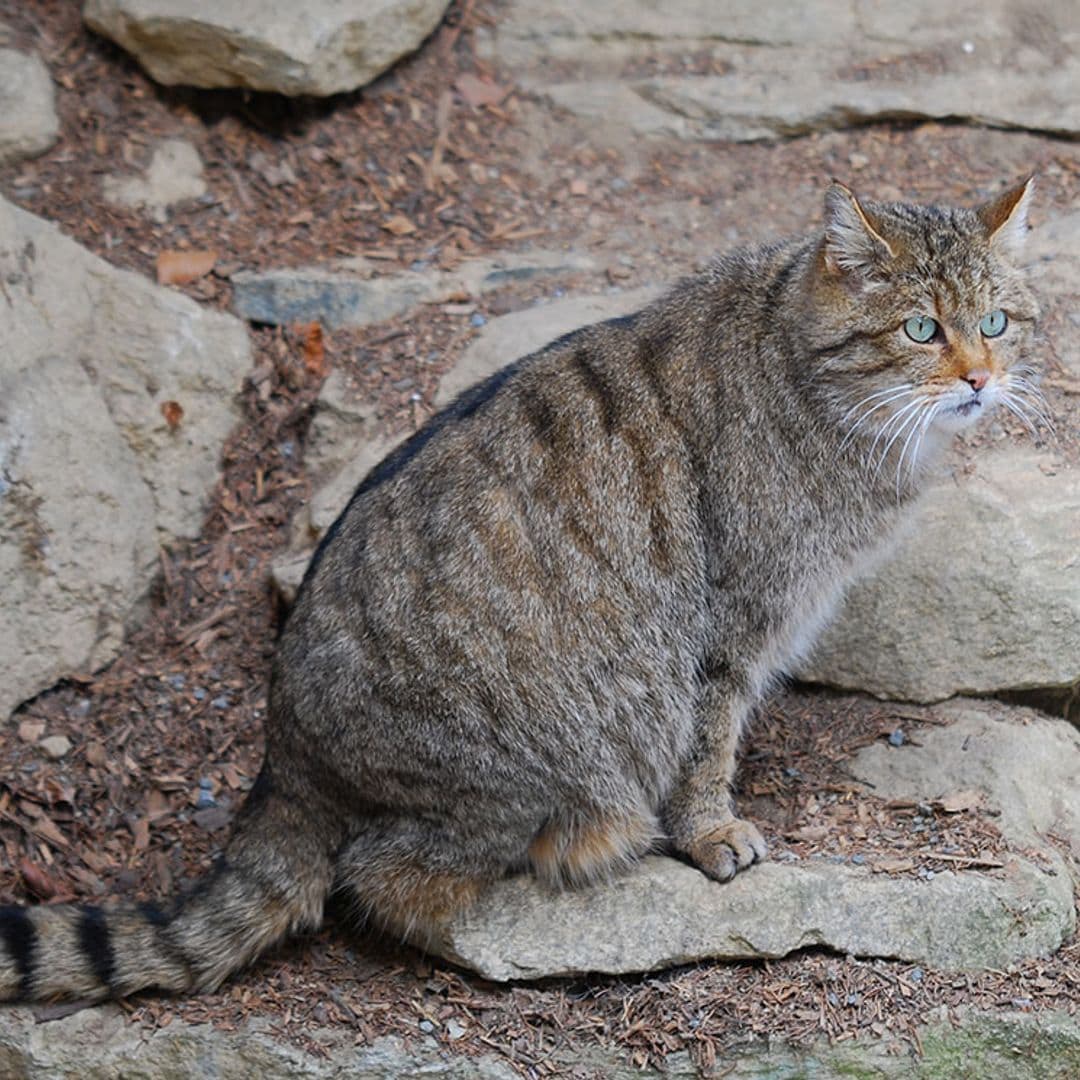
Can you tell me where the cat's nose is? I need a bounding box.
[963,368,991,392]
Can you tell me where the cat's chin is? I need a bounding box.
[932,392,996,433]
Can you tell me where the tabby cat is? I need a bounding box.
[1,179,1043,1001]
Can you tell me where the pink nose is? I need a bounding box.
[964,369,991,391]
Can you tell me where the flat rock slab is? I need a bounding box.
[6,1005,1077,1079]
[231,249,595,330]
[436,852,1071,981]
[481,0,1080,140]
[0,36,60,165]
[0,195,251,719]
[83,0,453,96]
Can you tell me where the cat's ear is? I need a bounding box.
[977,176,1034,259]
[822,181,895,279]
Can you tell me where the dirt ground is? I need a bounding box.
[2,1,1078,1075]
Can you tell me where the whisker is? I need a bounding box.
[838,387,914,451]
[895,400,934,501]
[999,393,1042,440]
[905,401,940,489]
[1004,384,1055,432]
[872,400,924,481]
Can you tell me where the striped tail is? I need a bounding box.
[0,788,334,1002]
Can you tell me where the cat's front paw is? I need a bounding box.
[684,818,768,882]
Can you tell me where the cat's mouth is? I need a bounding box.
[952,397,982,417]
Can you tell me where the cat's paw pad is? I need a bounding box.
[686,818,768,882]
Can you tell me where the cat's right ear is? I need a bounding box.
[822,181,894,280]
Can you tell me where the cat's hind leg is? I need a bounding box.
[333,823,492,949]
[664,684,768,882]
[527,806,660,887]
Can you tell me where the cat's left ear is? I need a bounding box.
[977,176,1035,259]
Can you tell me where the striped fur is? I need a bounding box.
[1,180,1042,1001]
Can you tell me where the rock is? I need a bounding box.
[0,195,251,720]
[436,703,1077,980]
[0,1013,519,1080]
[850,702,1080,853]
[480,0,1080,141]
[231,250,595,329]
[798,446,1080,702]
[2,995,1079,1079]
[437,851,1070,981]
[0,31,60,165]
[83,0,454,96]
[270,550,312,609]
[38,735,72,760]
[102,138,207,221]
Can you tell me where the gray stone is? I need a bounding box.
[434,702,1078,981]
[3,993,1080,1079]
[0,195,251,720]
[0,1012,519,1079]
[232,250,595,330]
[851,702,1080,853]
[0,36,60,165]
[38,735,71,760]
[102,138,207,221]
[480,0,1080,141]
[83,0,454,96]
[798,446,1080,702]
[436,850,1071,981]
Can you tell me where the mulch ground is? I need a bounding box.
[1,1,1078,1075]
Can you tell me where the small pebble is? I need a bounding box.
[196,790,216,809]
[888,728,905,747]
[851,853,866,865]
[610,177,629,192]
[469,312,487,327]
[39,735,72,760]
[212,695,230,709]
[446,1019,467,1040]
[418,1019,435,1034]
[845,992,861,1007]
[279,440,295,459]
[193,687,207,701]
[827,991,839,1007]
[73,698,92,717]
[910,967,924,982]
[168,674,186,691]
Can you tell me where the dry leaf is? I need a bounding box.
[301,322,326,377]
[156,249,217,285]
[85,740,107,768]
[30,814,69,849]
[382,213,417,237]
[146,788,171,821]
[20,858,58,900]
[455,73,510,108]
[871,857,916,874]
[17,719,45,744]
[131,816,150,852]
[788,825,829,842]
[936,789,985,814]
[161,400,184,430]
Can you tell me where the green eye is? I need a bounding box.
[979,309,1007,337]
[904,315,939,343]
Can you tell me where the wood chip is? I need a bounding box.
[155,249,217,285]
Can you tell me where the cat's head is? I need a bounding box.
[806,178,1045,460]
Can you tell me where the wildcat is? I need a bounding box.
[1,179,1043,1001]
